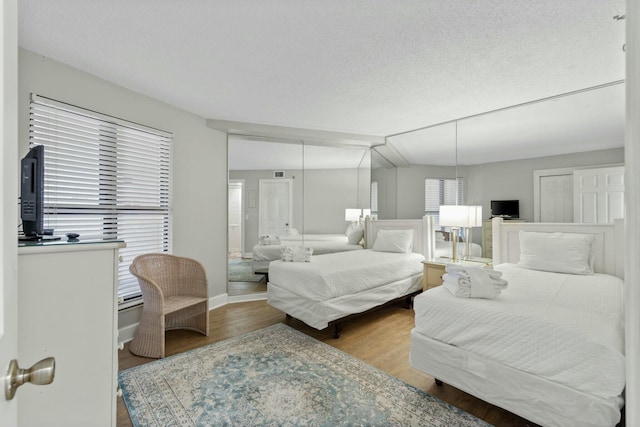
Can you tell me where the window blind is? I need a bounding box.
[424,177,464,227]
[29,94,172,306]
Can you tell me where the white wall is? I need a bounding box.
[18,49,228,330]
[625,1,640,424]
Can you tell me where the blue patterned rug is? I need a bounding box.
[119,323,492,426]
[228,258,266,282]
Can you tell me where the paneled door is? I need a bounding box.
[539,174,574,222]
[259,179,293,237]
[574,166,625,223]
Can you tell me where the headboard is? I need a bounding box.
[492,217,624,278]
[365,217,430,257]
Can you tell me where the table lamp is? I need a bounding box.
[439,205,468,261]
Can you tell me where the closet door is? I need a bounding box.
[539,174,574,222]
[573,166,625,223]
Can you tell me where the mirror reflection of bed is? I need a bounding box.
[227,135,372,298]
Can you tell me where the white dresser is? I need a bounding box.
[18,240,125,427]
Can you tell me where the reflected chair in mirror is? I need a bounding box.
[129,253,209,358]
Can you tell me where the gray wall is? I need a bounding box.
[18,49,228,330]
[374,148,623,222]
[461,148,625,222]
[230,167,367,252]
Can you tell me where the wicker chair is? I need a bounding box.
[129,253,209,358]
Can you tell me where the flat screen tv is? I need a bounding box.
[20,145,44,239]
[19,145,59,241]
[490,199,519,219]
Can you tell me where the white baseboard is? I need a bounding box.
[228,292,267,303]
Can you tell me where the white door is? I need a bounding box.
[539,174,574,222]
[259,179,293,236]
[574,166,625,223]
[228,180,244,256]
[1,1,19,424]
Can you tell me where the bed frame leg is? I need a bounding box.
[332,323,342,339]
[403,295,413,309]
[435,379,443,386]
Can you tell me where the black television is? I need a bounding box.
[19,145,59,241]
[490,199,519,219]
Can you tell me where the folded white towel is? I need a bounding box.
[443,281,472,297]
[442,273,471,288]
[443,264,508,299]
[281,246,313,262]
[465,266,501,298]
[259,235,281,245]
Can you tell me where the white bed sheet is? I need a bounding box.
[269,249,425,301]
[413,263,625,399]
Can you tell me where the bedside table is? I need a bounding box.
[422,258,491,291]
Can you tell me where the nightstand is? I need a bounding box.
[422,258,492,291]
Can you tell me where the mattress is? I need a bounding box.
[252,239,363,263]
[413,263,625,399]
[279,233,347,243]
[269,249,425,301]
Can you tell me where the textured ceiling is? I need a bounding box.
[18,0,626,166]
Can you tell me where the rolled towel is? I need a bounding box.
[443,281,471,298]
[442,273,471,288]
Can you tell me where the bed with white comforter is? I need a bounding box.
[268,218,429,334]
[410,218,626,427]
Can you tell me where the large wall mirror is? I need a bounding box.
[373,81,625,256]
[227,135,371,297]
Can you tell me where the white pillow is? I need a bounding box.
[347,228,364,245]
[517,231,595,275]
[372,229,413,253]
[345,223,355,236]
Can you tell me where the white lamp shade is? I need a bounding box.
[345,208,361,222]
[439,205,483,227]
[439,205,469,227]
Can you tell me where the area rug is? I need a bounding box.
[119,323,492,426]
[227,258,265,282]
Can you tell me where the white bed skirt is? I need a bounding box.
[267,274,422,330]
[409,329,623,427]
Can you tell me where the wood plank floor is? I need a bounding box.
[117,300,620,427]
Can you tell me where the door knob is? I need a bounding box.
[5,357,55,400]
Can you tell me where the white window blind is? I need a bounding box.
[29,94,172,306]
[371,181,379,216]
[424,177,464,227]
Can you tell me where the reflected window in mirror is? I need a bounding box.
[370,181,378,219]
[425,177,464,228]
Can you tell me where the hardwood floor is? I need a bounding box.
[116,300,602,427]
